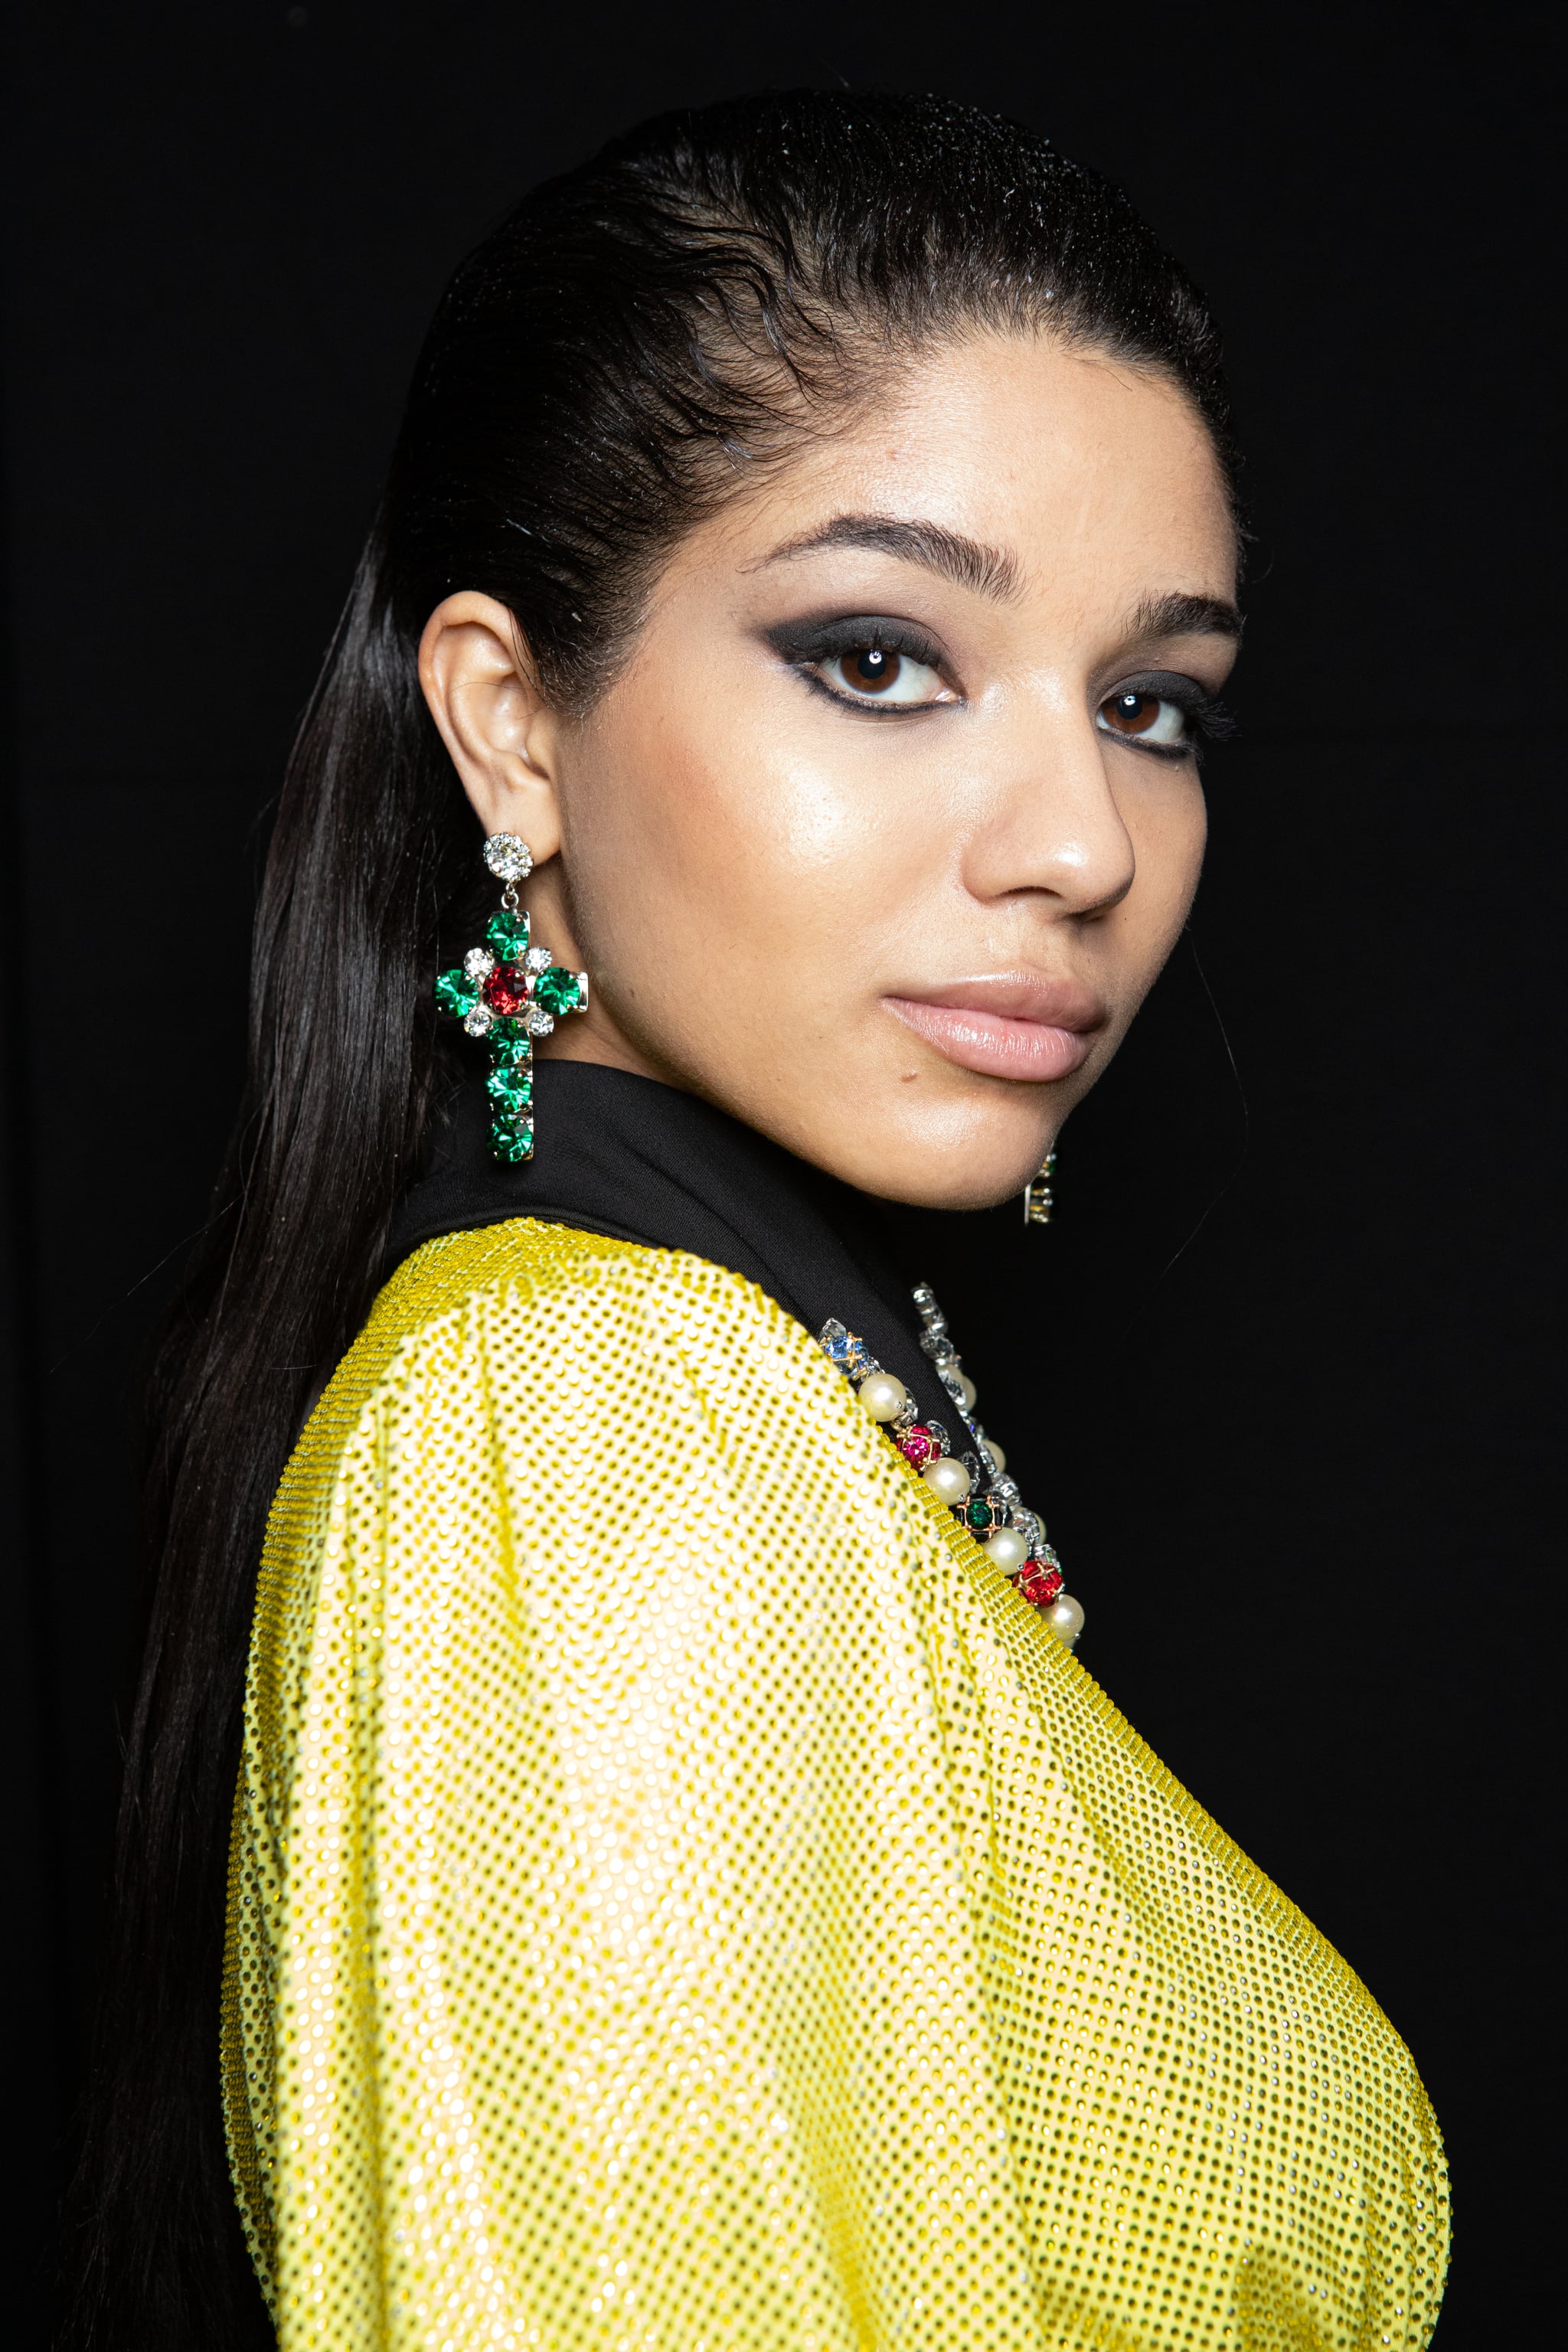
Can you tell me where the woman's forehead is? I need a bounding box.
[661,336,1237,614]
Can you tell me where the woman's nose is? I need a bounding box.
[960,703,1137,918]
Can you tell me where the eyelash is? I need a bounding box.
[769,620,1236,757]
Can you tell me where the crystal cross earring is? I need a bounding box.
[433,833,589,1164]
[1023,1148,1057,1227]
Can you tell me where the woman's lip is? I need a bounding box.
[885,991,1101,1082]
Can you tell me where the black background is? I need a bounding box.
[3,5,1558,2341]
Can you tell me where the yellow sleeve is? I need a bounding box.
[224,1220,1448,2351]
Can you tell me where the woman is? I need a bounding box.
[70,90,1448,2350]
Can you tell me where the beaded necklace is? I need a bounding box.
[818,1282,1084,1648]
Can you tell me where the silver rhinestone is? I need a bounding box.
[524,946,553,974]
[990,1474,1021,1506]
[1011,1509,1042,1550]
[463,946,495,982]
[524,1004,555,1036]
[462,1004,494,1037]
[939,1365,968,1405]
[482,832,534,883]
[926,1419,951,1456]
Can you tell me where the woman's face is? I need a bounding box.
[422,332,1239,1208]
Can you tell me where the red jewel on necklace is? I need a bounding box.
[1017,1559,1064,1608]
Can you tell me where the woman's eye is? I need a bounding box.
[816,644,949,707]
[1097,688,1191,751]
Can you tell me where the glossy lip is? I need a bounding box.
[884,975,1105,1083]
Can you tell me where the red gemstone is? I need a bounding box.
[1018,1561,1063,1608]
[899,1425,936,1465]
[482,962,531,1016]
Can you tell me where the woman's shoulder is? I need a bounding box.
[271,1216,835,1544]
[253,1214,901,1705]
[367,1213,805,1390]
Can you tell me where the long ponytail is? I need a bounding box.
[59,528,476,2341]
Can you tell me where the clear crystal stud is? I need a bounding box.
[462,1004,494,1037]
[525,946,553,974]
[482,832,534,884]
[464,946,496,981]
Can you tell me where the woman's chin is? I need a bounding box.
[867,1157,1055,1214]
[776,1093,1062,1212]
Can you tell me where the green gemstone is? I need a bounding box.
[486,1064,533,1108]
[488,1019,531,1056]
[490,1115,534,1165]
[485,909,530,959]
[435,967,479,1017]
[965,1499,992,1530]
[534,965,583,1017]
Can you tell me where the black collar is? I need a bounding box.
[386,1061,948,1426]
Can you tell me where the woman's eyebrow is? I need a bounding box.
[756,513,1022,601]
[1125,590,1243,643]
[754,525,1241,652]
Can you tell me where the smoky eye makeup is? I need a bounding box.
[762,611,958,714]
[1095,667,1236,761]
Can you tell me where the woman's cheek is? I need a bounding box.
[1123,778,1207,956]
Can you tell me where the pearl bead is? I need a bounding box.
[857,1370,909,1423]
[985,1438,1006,1473]
[982,1526,1029,1576]
[1044,1592,1085,1646]
[922,1455,971,1504]
[957,1372,978,1410]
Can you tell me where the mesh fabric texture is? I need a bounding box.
[223,1220,1448,2350]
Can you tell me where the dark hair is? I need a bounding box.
[61,87,1233,2347]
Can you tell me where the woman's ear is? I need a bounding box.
[418,592,564,857]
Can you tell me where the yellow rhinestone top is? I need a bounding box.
[223,1217,1448,2350]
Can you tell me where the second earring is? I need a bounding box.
[434,832,589,1164]
[1023,1148,1057,1227]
